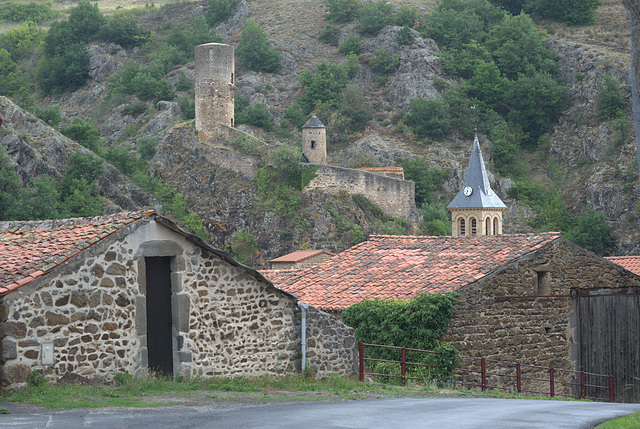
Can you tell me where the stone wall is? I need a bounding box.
[302,127,326,164]
[0,218,357,390]
[444,238,640,397]
[305,164,418,220]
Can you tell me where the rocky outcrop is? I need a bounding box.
[0,96,154,212]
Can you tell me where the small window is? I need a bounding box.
[230,118,234,127]
[471,218,477,235]
[311,140,316,149]
[493,217,499,235]
[485,218,491,235]
[231,72,234,84]
[536,270,551,295]
[459,218,466,236]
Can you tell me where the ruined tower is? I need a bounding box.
[301,116,327,164]
[194,43,235,139]
[447,134,506,236]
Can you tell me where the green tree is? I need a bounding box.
[206,0,237,27]
[484,12,558,79]
[61,117,105,155]
[596,75,627,120]
[0,147,20,220]
[339,86,371,131]
[37,42,89,93]
[370,49,400,74]
[100,13,148,48]
[489,121,524,176]
[529,0,601,25]
[245,103,274,131]
[394,5,420,28]
[67,0,105,43]
[0,49,17,96]
[566,209,613,256]
[298,60,349,113]
[0,21,43,61]
[338,33,361,55]
[505,72,567,147]
[357,0,394,35]
[13,175,61,221]
[236,19,281,73]
[400,156,449,206]
[319,25,341,46]
[461,59,509,110]
[420,202,452,236]
[59,152,104,217]
[326,0,361,23]
[404,97,451,140]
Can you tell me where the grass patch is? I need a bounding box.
[597,411,640,428]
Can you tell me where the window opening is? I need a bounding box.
[311,140,316,149]
[493,217,498,235]
[471,218,477,235]
[536,271,551,296]
[459,218,466,236]
[486,218,491,235]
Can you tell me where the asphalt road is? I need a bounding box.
[1,397,639,429]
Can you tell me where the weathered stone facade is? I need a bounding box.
[305,164,418,220]
[0,217,357,390]
[444,238,640,399]
[195,43,235,140]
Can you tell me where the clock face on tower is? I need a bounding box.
[463,186,473,196]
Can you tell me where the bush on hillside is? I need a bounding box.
[400,156,449,206]
[298,60,349,113]
[370,49,400,74]
[206,0,237,27]
[596,75,627,120]
[0,2,59,23]
[357,0,394,35]
[403,97,451,140]
[326,0,361,23]
[245,103,274,131]
[100,13,149,48]
[338,33,361,55]
[236,19,281,73]
[319,25,341,46]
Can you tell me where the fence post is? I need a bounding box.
[401,347,406,385]
[580,370,585,399]
[609,375,614,403]
[516,362,521,393]
[481,358,486,391]
[549,367,554,398]
[358,342,364,382]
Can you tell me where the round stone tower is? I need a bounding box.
[194,43,235,139]
[301,116,327,164]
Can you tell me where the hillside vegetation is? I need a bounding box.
[0,0,637,265]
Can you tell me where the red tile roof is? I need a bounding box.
[270,250,336,264]
[606,256,640,276]
[261,233,562,311]
[0,211,151,296]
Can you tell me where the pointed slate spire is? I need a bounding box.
[447,134,506,209]
[302,115,325,129]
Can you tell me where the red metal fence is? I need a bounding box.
[358,342,614,402]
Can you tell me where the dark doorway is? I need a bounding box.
[145,256,173,375]
[577,288,640,402]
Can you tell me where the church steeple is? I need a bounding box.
[447,134,506,236]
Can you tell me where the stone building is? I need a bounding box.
[269,250,336,270]
[301,116,327,164]
[194,43,235,139]
[0,211,357,391]
[263,234,640,402]
[447,134,506,236]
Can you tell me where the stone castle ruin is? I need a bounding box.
[195,43,235,139]
[193,43,418,222]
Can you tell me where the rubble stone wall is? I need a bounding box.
[444,239,640,396]
[0,219,357,390]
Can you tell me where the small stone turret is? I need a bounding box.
[447,134,506,236]
[194,43,235,140]
[301,116,327,164]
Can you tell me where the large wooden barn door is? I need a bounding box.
[577,288,640,402]
[145,257,173,376]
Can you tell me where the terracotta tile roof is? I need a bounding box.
[261,233,562,311]
[0,211,151,296]
[270,250,336,264]
[606,256,640,276]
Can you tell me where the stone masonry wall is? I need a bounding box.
[444,238,640,396]
[0,219,356,390]
[305,164,418,220]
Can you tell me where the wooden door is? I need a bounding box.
[577,288,640,402]
[145,256,173,375]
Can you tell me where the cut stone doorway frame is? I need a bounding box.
[136,241,192,378]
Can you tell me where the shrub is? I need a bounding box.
[109,61,175,103]
[230,230,258,265]
[178,96,195,120]
[404,97,451,140]
[105,145,144,175]
[370,49,400,74]
[319,25,341,46]
[100,13,149,48]
[526,0,601,26]
[339,86,371,131]
[394,5,420,28]
[236,19,281,73]
[0,49,17,96]
[34,105,62,128]
[326,0,361,23]
[400,156,449,206]
[27,370,46,387]
[396,25,412,45]
[36,43,89,94]
[175,72,191,91]
[165,17,220,65]
[566,209,613,256]
[136,135,158,160]
[357,0,393,35]
[344,53,360,78]
[245,103,274,131]
[347,153,381,168]
[206,0,237,27]
[0,147,20,220]
[59,151,105,217]
[420,202,451,236]
[0,21,43,61]
[61,117,105,155]
[489,121,524,177]
[0,2,59,23]
[229,134,261,156]
[298,60,349,114]
[597,75,627,120]
[122,101,147,117]
[338,33,361,55]
[67,0,106,43]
